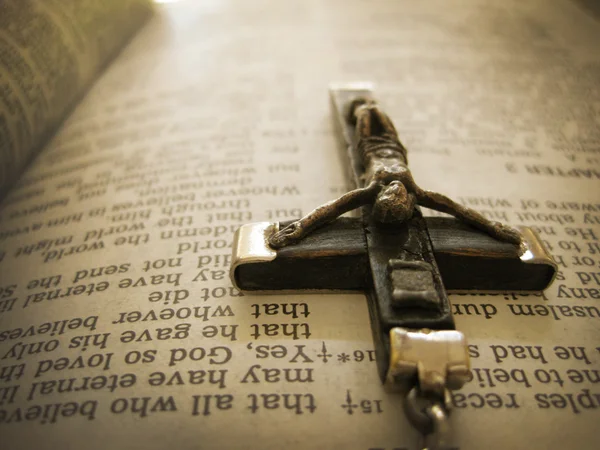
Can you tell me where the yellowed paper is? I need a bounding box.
[0,1,599,449]
[0,0,152,198]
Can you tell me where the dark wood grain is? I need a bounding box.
[234,217,555,292]
[235,218,369,291]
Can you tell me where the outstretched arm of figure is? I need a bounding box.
[269,182,380,249]
[415,187,522,245]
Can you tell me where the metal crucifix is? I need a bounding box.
[230,84,556,450]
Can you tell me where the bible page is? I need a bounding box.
[0,0,152,199]
[0,1,599,449]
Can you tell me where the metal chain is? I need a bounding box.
[403,386,452,450]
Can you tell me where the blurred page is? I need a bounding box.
[0,0,152,199]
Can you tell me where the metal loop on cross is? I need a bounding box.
[404,386,452,450]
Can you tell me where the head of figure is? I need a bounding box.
[373,181,416,223]
[347,97,375,126]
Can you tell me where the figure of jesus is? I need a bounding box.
[269,98,522,249]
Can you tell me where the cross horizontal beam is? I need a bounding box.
[231,217,556,293]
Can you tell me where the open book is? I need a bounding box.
[1,1,599,449]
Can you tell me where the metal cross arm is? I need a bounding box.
[230,218,555,294]
[229,84,556,449]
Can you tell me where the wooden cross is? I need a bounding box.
[230,84,556,449]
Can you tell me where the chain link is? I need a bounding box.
[403,386,452,450]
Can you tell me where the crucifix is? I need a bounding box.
[230,84,556,450]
